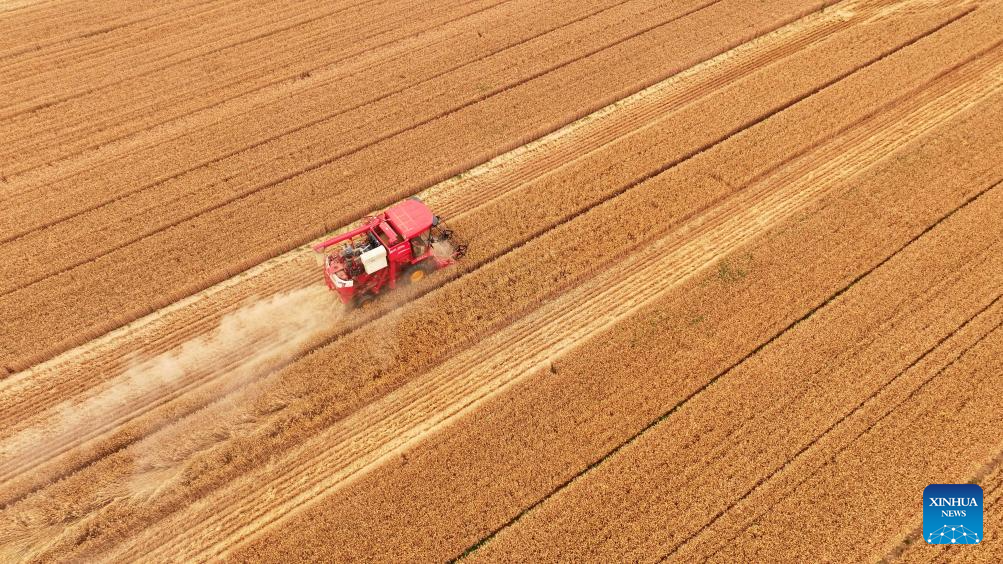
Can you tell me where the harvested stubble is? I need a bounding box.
[0,0,916,507]
[0,0,508,173]
[0,0,832,372]
[473,185,1003,563]
[6,5,1000,560]
[0,0,704,281]
[0,0,171,58]
[0,0,860,435]
[228,47,1003,564]
[0,0,598,219]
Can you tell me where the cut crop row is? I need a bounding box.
[0,0,834,372]
[0,0,502,174]
[0,0,899,506]
[116,48,1003,561]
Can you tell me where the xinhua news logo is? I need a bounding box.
[924,483,983,545]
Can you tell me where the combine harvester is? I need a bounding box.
[313,198,466,308]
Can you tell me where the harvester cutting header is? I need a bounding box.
[312,198,466,308]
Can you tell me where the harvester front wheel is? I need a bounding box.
[354,295,375,310]
[404,261,435,285]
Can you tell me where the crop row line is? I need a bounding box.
[0,0,228,77]
[0,0,399,121]
[0,0,630,244]
[0,0,858,518]
[0,0,857,387]
[0,0,760,370]
[135,10,1003,553]
[685,270,1003,562]
[456,174,1003,561]
[114,60,911,557]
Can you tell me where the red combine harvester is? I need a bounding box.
[312,198,466,308]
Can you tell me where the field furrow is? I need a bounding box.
[0,0,504,175]
[711,322,1003,562]
[4,5,1001,559]
[894,458,1003,561]
[0,0,671,249]
[680,292,1003,562]
[0,0,837,374]
[0,0,918,426]
[0,0,574,205]
[0,0,195,59]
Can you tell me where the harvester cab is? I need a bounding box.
[312,198,466,308]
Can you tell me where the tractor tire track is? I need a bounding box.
[710,320,1003,562]
[0,0,484,145]
[0,0,862,373]
[671,254,1003,561]
[0,0,395,122]
[5,0,954,373]
[454,72,1003,562]
[1,6,994,553]
[0,0,494,184]
[0,0,533,201]
[0,0,217,62]
[0,0,230,80]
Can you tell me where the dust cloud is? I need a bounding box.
[0,286,340,488]
[432,239,455,258]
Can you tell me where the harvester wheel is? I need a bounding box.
[404,261,435,285]
[355,295,375,310]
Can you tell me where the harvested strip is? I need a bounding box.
[0,0,960,507]
[0,0,836,372]
[0,0,919,515]
[0,0,867,422]
[225,79,1003,557]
